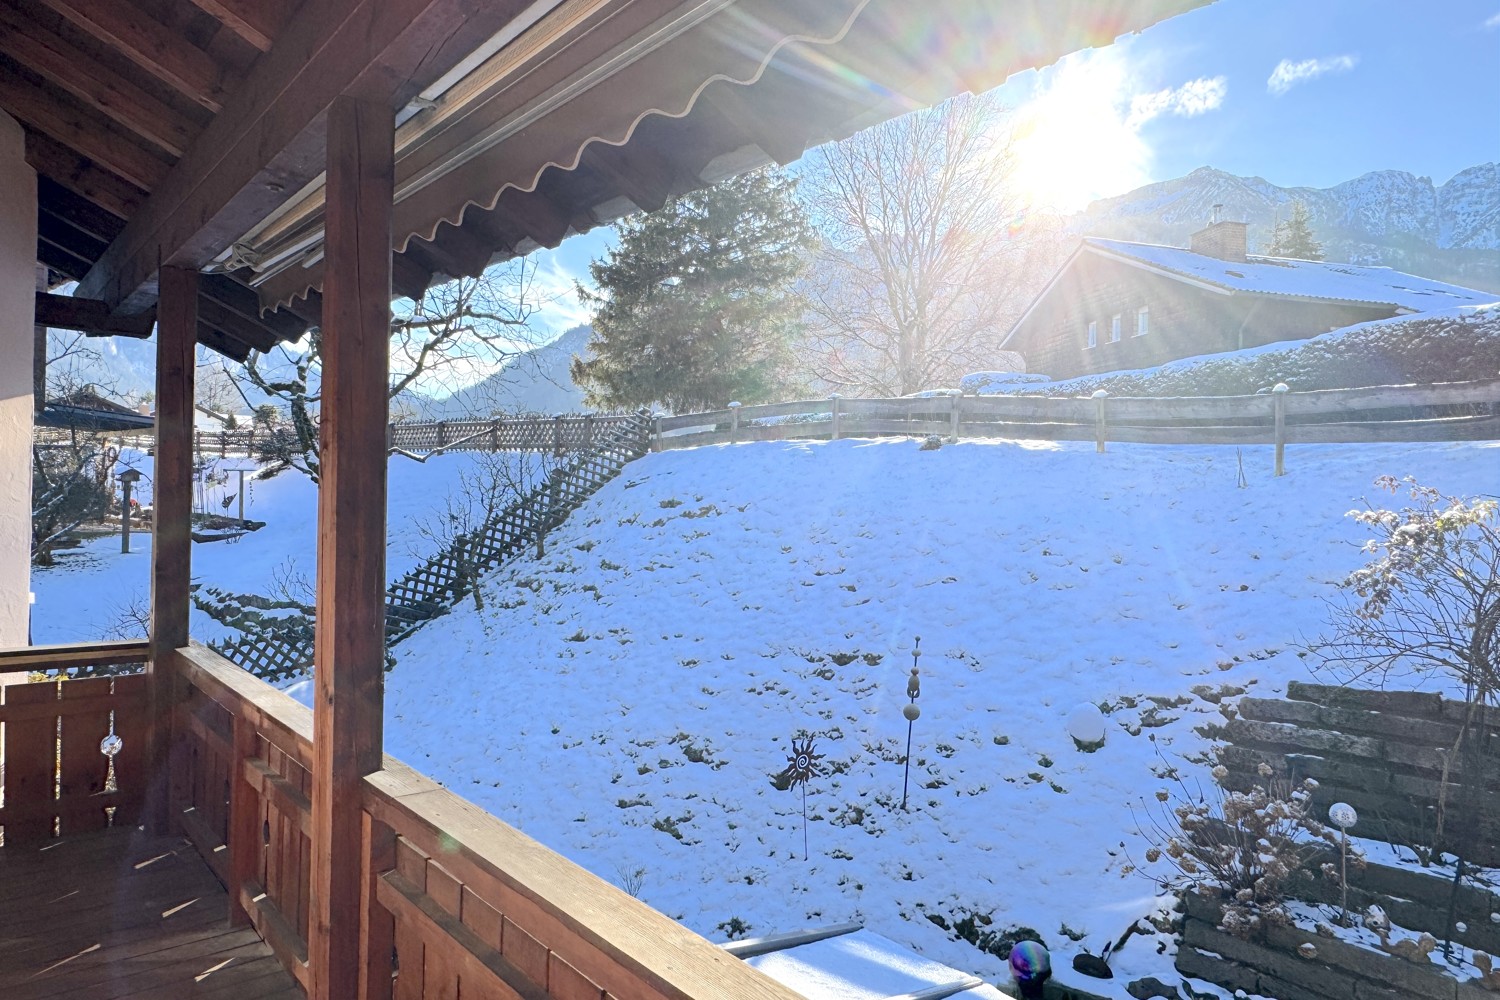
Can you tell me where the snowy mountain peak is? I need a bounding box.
[1074,162,1500,292]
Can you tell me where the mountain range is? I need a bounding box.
[410,323,592,418]
[1071,163,1500,292]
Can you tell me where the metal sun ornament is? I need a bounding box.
[780,736,822,861]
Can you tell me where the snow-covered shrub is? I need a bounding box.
[958,371,1051,394]
[1133,760,1329,939]
[1316,476,1500,705]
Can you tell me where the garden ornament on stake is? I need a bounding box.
[780,736,822,861]
[902,637,922,811]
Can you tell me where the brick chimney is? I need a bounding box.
[1189,205,1248,262]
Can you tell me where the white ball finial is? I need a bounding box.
[1273,383,1290,394]
[1329,802,1358,829]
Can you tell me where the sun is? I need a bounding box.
[1008,54,1152,214]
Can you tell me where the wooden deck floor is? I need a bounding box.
[0,826,304,999]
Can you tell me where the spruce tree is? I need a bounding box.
[571,168,814,413]
[1266,201,1325,260]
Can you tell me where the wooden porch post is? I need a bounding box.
[147,265,197,833]
[309,95,393,1000]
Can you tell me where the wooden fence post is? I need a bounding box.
[829,394,842,440]
[652,412,664,452]
[435,420,446,450]
[728,401,741,444]
[489,419,498,452]
[1092,390,1109,453]
[1273,382,1289,476]
[583,413,594,450]
[553,414,564,456]
[949,391,961,443]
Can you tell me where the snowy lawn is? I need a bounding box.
[372,436,1497,996]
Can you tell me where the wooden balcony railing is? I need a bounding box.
[161,642,807,1000]
[0,640,150,845]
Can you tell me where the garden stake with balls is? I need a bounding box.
[780,737,822,861]
[902,637,922,811]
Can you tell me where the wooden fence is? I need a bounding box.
[214,411,654,679]
[175,413,638,460]
[0,641,150,844]
[650,379,1500,470]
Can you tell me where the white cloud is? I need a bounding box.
[1266,55,1358,95]
[1485,11,1500,28]
[1127,75,1227,127]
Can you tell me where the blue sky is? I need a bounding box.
[525,0,1499,337]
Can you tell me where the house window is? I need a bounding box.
[1086,320,1097,349]
[1110,314,1121,343]
[1135,306,1149,337]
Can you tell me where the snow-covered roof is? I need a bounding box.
[1084,238,1499,312]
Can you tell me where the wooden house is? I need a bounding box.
[1002,219,1499,380]
[0,2,1207,998]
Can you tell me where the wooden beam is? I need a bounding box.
[36,0,228,111]
[184,0,293,53]
[34,291,155,337]
[309,95,392,1000]
[76,0,533,316]
[0,3,202,156]
[24,129,145,220]
[0,59,172,190]
[148,266,197,836]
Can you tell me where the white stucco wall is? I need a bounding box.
[0,111,36,647]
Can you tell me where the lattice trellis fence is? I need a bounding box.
[214,411,652,679]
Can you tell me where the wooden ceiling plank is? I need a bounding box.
[183,0,292,53]
[0,60,172,189]
[24,130,147,220]
[37,176,128,243]
[36,0,228,112]
[0,4,199,156]
[77,0,536,316]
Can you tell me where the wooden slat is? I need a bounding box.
[240,878,312,990]
[0,641,147,671]
[24,128,146,219]
[185,0,293,52]
[56,677,114,834]
[0,59,171,190]
[2,683,59,844]
[379,869,550,1000]
[0,3,202,156]
[36,0,228,111]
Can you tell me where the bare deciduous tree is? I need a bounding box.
[797,94,1062,396]
[242,262,547,482]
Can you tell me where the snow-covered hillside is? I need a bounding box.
[368,437,1494,995]
[1073,163,1500,292]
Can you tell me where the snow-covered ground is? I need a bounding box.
[30,435,1500,995]
[29,451,549,644]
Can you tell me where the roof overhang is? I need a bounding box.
[10,0,1212,357]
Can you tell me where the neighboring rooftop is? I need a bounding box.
[1084,237,1500,312]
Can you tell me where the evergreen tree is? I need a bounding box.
[1266,201,1325,260]
[571,168,814,413]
